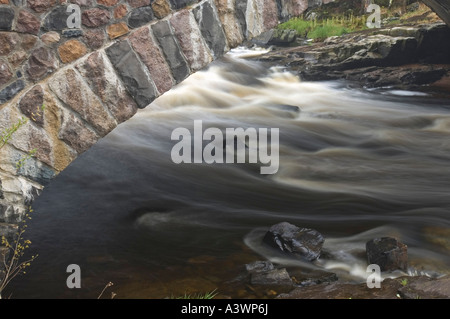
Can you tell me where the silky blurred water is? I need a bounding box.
[11,48,450,298]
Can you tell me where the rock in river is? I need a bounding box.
[250,268,293,286]
[366,237,408,272]
[245,260,275,273]
[263,222,324,261]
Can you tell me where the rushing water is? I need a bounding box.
[11,48,450,298]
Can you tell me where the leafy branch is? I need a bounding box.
[170,289,218,299]
[0,117,28,151]
[0,104,45,152]
[0,208,38,299]
[15,149,37,171]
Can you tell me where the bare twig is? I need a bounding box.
[97,282,114,299]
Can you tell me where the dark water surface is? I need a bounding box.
[11,48,450,298]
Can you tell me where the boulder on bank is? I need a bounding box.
[244,261,293,286]
[366,237,408,272]
[250,29,298,47]
[245,260,275,274]
[288,268,338,286]
[243,260,337,288]
[263,222,324,261]
[250,268,293,286]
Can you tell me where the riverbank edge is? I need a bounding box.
[249,22,450,98]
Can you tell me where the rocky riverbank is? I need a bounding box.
[234,222,450,299]
[250,22,450,95]
[277,275,450,299]
[239,260,450,299]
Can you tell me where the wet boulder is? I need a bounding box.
[250,29,298,47]
[250,268,293,286]
[245,261,275,274]
[244,261,293,287]
[288,269,338,287]
[263,222,324,261]
[366,237,408,272]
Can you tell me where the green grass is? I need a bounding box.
[278,15,367,41]
[170,289,218,299]
[277,18,313,37]
[308,25,349,40]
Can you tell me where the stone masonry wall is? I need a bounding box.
[0,0,321,105]
[0,0,312,228]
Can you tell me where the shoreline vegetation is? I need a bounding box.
[276,2,442,42]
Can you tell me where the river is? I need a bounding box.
[11,48,450,298]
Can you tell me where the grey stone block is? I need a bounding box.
[128,7,155,29]
[42,6,73,32]
[151,20,190,83]
[106,40,157,108]
[0,8,14,31]
[169,0,194,10]
[236,0,248,37]
[193,1,227,58]
[0,80,25,104]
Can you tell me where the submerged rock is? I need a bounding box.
[366,237,408,272]
[245,261,275,274]
[288,269,338,287]
[242,260,336,288]
[263,222,324,261]
[250,268,293,286]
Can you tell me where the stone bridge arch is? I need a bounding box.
[0,0,312,224]
[0,0,449,226]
